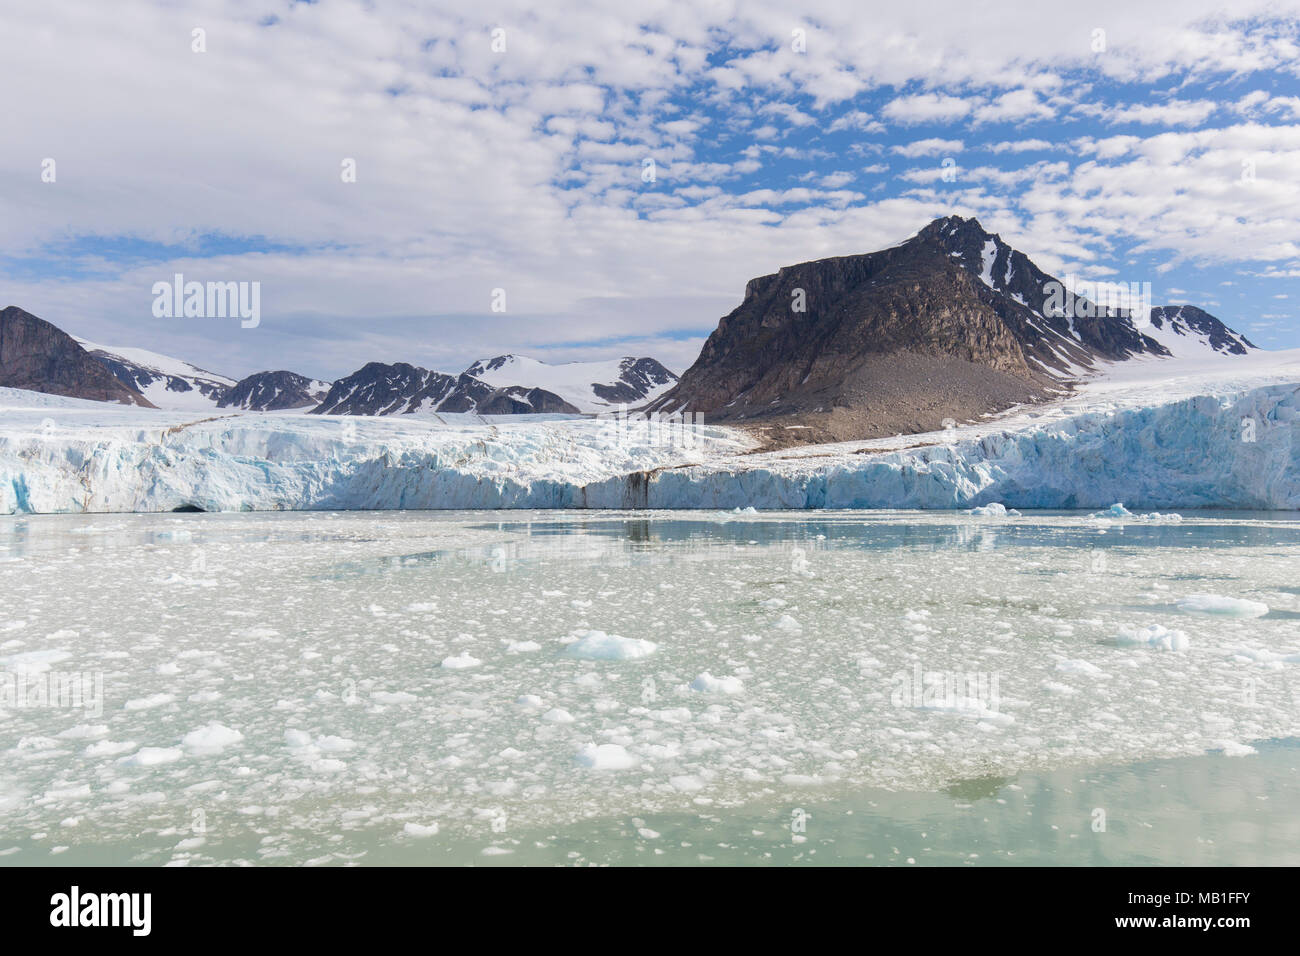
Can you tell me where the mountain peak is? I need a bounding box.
[920,214,991,237]
[649,218,1256,444]
[1,306,156,407]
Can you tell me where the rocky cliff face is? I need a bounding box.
[0,307,155,407]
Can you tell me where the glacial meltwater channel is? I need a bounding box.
[1,509,1298,866]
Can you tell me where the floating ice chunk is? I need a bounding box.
[1211,740,1258,757]
[514,694,544,710]
[1177,594,1269,618]
[732,506,758,514]
[403,822,440,838]
[506,640,541,653]
[120,746,183,767]
[1223,646,1300,665]
[562,630,656,661]
[57,724,109,740]
[283,731,354,755]
[371,691,418,704]
[181,722,244,754]
[123,693,175,711]
[1055,659,1106,677]
[1105,503,1132,517]
[0,648,71,674]
[689,672,744,695]
[1040,681,1078,695]
[85,739,136,757]
[771,614,802,632]
[964,502,1018,517]
[1114,624,1190,652]
[574,742,636,770]
[441,653,482,669]
[542,708,575,723]
[919,696,1005,719]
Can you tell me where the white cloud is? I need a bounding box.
[892,138,965,158]
[882,92,974,124]
[973,90,1055,124]
[1092,99,1219,127]
[828,110,885,133]
[987,139,1054,153]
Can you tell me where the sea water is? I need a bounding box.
[1,509,1298,866]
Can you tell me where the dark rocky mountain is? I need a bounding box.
[1,307,667,417]
[591,357,678,405]
[310,362,580,416]
[218,370,333,411]
[923,217,1166,371]
[648,216,1254,442]
[463,354,678,411]
[311,362,457,415]
[477,385,583,414]
[1148,305,1254,355]
[79,341,234,409]
[0,306,155,406]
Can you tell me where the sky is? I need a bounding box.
[2,0,1300,382]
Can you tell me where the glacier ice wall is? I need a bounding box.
[1,384,1296,513]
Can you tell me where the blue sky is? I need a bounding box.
[2,0,1299,380]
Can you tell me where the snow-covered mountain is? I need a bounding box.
[311,355,678,417]
[463,355,678,413]
[76,337,236,411]
[8,310,680,418]
[1146,305,1255,358]
[218,370,333,411]
[309,363,582,416]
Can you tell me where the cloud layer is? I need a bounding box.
[2,0,1299,377]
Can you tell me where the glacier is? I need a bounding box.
[1,370,1297,514]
